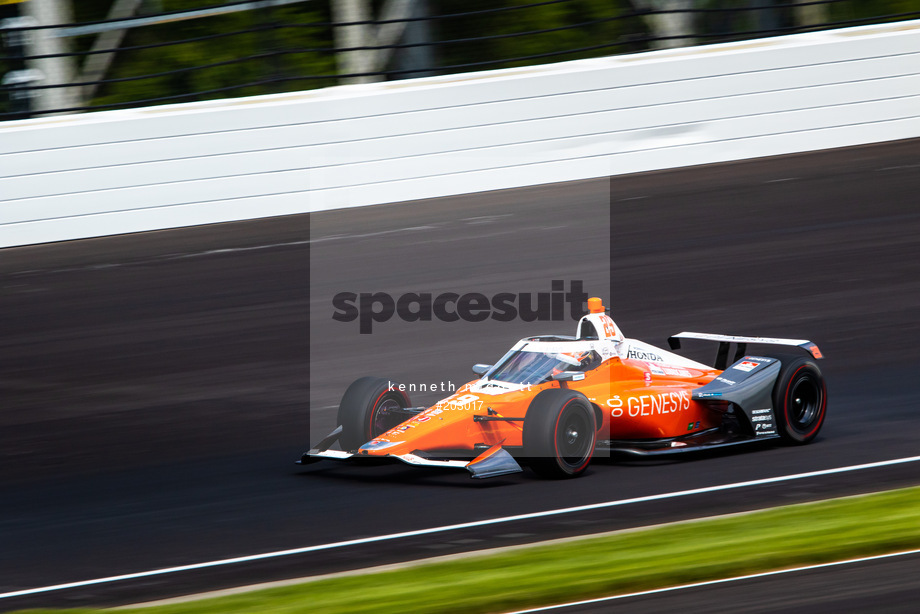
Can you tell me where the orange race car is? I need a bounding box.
[300,298,827,479]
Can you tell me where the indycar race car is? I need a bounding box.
[300,298,827,479]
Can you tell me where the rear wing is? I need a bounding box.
[667,332,823,370]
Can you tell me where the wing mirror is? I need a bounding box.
[472,364,492,376]
[552,371,585,382]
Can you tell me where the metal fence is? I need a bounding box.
[2,0,919,121]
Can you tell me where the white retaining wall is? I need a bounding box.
[1,20,919,248]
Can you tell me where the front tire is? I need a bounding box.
[523,389,596,478]
[772,356,827,444]
[337,377,411,452]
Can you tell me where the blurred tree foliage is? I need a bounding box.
[71,0,337,109]
[430,1,649,72]
[3,0,920,114]
[74,0,649,109]
[696,0,920,41]
[828,0,920,21]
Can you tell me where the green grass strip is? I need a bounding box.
[15,486,920,614]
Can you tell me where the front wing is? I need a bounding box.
[299,427,523,479]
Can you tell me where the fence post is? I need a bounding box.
[21,0,79,114]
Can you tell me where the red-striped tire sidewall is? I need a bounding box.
[336,377,410,451]
[553,398,595,474]
[523,389,596,478]
[773,357,827,444]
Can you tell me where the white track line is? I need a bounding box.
[2,455,919,600]
[505,548,920,613]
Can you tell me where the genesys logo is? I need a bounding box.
[333,280,590,334]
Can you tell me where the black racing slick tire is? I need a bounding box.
[337,377,411,452]
[772,356,827,445]
[523,389,596,478]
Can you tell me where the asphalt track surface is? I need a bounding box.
[1,138,920,611]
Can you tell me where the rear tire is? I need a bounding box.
[523,389,596,478]
[337,377,411,452]
[772,356,827,444]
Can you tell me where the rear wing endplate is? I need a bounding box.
[668,332,823,370]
